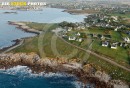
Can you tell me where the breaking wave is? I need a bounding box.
[0,65,84,88]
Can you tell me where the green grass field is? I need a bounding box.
[24,22,58,31]
[110,13,130,18]
[82,27,130,68]
[110,31,122,41]
[91,40,130,68]
[11,22,130,82]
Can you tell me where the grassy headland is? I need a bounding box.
[63,9,99,15]
[10,22,130,82]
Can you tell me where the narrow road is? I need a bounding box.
[2,39,24,53]
[56,34,130,72]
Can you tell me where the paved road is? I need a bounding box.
[56,34,130,72]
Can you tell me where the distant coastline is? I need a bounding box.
[63,9,99,15]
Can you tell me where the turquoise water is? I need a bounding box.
[0,8,86,88]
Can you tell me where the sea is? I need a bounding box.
[0,8,88,88]
[0,66,85,88]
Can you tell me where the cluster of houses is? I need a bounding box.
[85,14,121,28]
[57,13,130,49]
[57,23,130,49]
[102,41,117,49]
[89,33,130,49]
[101,37,130,49]
[83,14,130,49]
[59,26,130,49]
[102,40,130,49]
[68,32,83,42]
[57,26,85,43]
[85,14,130,33]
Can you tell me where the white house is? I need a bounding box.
[68,36,76,41]
[102,41,109,47]
[76,38,82,42]
[63,30,67,33]
[76,32,81,36]
[68,27,72,31]
[86,24,90,27]
[120,43,123,47]
[101,35,105,40]
[114,27,119,31]
[111,43,117,49]
[93,34,98,38]
[111,16,118,21]
[81,26,85,29]
[124,37,130,43]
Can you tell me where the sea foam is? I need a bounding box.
[0,65,84,88]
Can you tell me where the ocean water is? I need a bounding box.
[0,8,86,49]
[0,8,86,88]
[0,66,84,88]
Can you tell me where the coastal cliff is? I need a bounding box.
[0,53,129,88]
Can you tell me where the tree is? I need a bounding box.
[59,21,69,27]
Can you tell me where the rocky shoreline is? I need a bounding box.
[8,21,41,35]
[0,21,129,88]
[0,53,129,88]
[0,21,40,53]
[0,39,22,53]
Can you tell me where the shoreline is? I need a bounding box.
[0,39,23,53]
[63,9,99,15]
[0,21,129,88]
[0,53,128,88]
[0,21,41,53]
[8,21,41,35]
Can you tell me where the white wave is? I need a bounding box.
[72,81,85,88]
[1,65,74,78]
[0,65,85,88]
[0,68,6,73]
[5,65,32,76]
[43,72,74,78]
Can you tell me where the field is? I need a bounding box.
[25,22,58,31]
[11,22,130,82]
[83,28,130,68]
[91,40,130,68]
[110,13,130,18]
[64,9,99,14]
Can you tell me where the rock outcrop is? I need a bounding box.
[0,53,129,88]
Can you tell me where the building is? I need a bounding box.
[68,36,76,40]
[124,37,130,43]
[102,41,109,47]
[76,32,81,36]
[67,27,72,31]
[114,27,119,31]
[111,43,117,49]
[76,38,82,42]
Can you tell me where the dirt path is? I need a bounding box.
[2,39,24,53]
